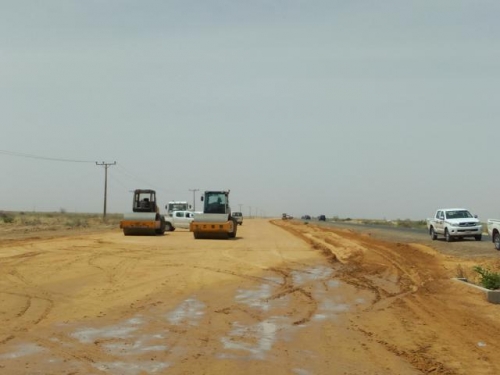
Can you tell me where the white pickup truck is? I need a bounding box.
[231,211,243,225]
[427,208,482,242]
[487,219,500,250]
[164,210,194,231]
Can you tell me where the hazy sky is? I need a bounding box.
[1,1,499,220]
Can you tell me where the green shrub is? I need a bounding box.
[1,212,15,223]
[473,266,500,290]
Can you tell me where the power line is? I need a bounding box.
[0,149,95,163]
[114,164,157,187]
[114,164,179,194]
[107,171,133,192]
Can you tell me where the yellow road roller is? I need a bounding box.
[120,189,166,235]
[190,190,237,239]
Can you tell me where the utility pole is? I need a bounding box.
[189,189,199,211]
[238,204,243,212]
[96,161,116,221]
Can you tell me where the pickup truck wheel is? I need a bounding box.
[164,222,173,232]
[474,235,482,241]
[494,233,500,250]
[430,227,437,240]
[445,229,452,242]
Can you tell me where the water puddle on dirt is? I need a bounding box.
[291,266,334,285]
[235,283,285,312]
[72,323,140,344]
[293,369,313,375]
[166,297,206,326]
[219,318,283,360]
[0,264,373,374]
[0,343,44,359]
[216,264,371,363]
[94,360,170,374]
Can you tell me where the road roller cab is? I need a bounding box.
[120,189,166,235]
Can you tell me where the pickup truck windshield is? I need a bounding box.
[446,210,472,219]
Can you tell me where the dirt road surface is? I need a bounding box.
[1,219,500,374]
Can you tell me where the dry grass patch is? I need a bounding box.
[0,211,122,239]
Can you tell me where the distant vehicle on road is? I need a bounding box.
[232,211,243,225]
[318,215,326,221]
[301,215,311,220]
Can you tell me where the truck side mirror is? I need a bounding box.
[201,197,204,201]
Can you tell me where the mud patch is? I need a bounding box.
[0,263,373,374]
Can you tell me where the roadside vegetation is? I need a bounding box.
[0,211,121,232]
[317,216,489,232]
[451,263,500,291]
[473,266,500,290]
[329,216,427,229]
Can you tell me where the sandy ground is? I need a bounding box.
[1,219,500,375]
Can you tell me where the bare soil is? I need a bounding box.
[1,218,500,374]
